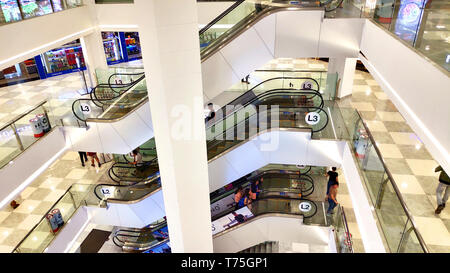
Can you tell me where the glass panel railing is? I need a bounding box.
[13,183,95,253]
[334,205,354,253]
[0,0,83,26]
[327,0,450,72]
[0,100,57,169]
[321,103,428,252]
[199,0,256,49]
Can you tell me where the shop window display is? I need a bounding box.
[0,0,22,23]
[102,32,124,64]
[19,0,53,19]
[51,0,63,11]
[124,32,142,60]
[41,40,86,75]
[0,58,39,87]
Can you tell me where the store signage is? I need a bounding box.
[301,80,314,90]
[299,202,312,213]
[46,208,64,234]
[80,103,91,114]
[305,112,320,125]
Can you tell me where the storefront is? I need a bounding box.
[124,32,142,61]
[0,0,81,24]
[102,31,124,65]
[101,31,142,65]
[36,39,86,79]
[0,58,39,87]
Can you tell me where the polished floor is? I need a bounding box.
[0,151,113,252]
[0,57,447,252]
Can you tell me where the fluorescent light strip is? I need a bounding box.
[0,146,68,209]
[0,27,94,67]
[360,56,450,165]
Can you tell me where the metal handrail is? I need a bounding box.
[199,0,245,35]
[356,111,429,253]
[0,100,48,132]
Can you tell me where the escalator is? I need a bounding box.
[71,0,340,126]
[109,168,323,252]
[97,76,325,183]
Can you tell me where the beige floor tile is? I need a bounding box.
[346,222,362,239]
[374,92,389,100]
[350,102,375,112]
[389,132,422,145]
[65,169,88,180]
[337,194,353,209]
[406,159,440,177]
[19,187,37,200]
[378,144,404,159]
[61,151,79,161]
[366,79,378,86]
[43,189,66,202]
[427,195,450,220]
[414,216,450,246]
[376,111,405,122]
[0,212,10,224]
[40,177,64,189]
[20,215,43,230]
[13,200,42,214]
[0,227,13,244]
[0,245,14,253]
[365,120,388,132]
[352,85,371,93]
[393,174,426,195]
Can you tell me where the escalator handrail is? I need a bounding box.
[94,172,161,202]
[206,106,329,156]
[200,5,323,62]
[89,72,146,107]
[206,76,321,130]
[91,72,146,105]
[199,0,245,35]
[206,87,324,131]
[107,72,146,94]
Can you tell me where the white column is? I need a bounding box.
[80,29,108,88]
[327,57,357,98]
[135,0,213,252]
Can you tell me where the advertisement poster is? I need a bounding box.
[211,207,254,236]
[210,195,236,218]
[46,208,64,233]
[394,0,428,43]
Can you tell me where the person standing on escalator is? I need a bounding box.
[130,148,145,176]
[205,103,216,124]
[234,186,244,210]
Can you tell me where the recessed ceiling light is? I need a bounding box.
[425,45,430,51]
[415,143,421,150]
[436,25,445,29]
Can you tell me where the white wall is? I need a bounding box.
[87,189,166,228]
[197,1,235,25]
[213,215,331,253]
[0,128,66,209]
[359,20,450,173]
[64,100,154,154]
[208,130,345,192]
[0,6,94,70]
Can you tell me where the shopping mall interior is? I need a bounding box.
[0,0,448,255]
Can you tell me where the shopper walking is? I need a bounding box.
[325,167,339,201]
[78,151,88,167]
[327,183,339,214]
[87,152,101,168]
[435,165,450,214]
